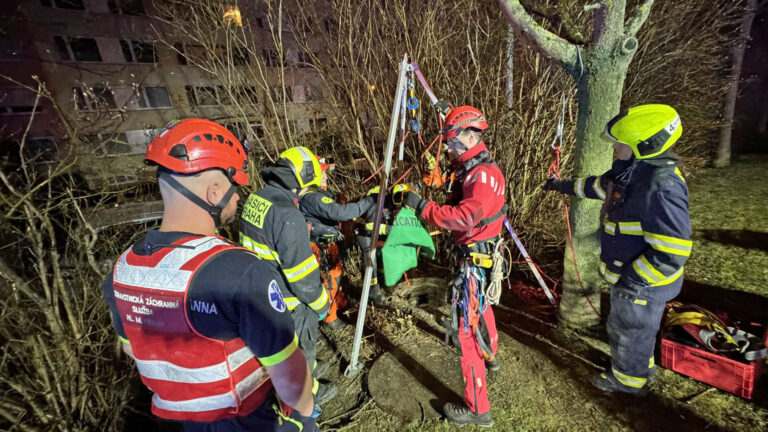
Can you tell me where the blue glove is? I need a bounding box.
[318,312,327,321]
[311,404,322,418]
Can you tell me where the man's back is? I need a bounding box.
[102,230,303,430]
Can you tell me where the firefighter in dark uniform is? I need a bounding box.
[356,183,412,306]
[240,146,337,406]
[400,105,504,427]
[101,119,317,431]
[543,104,692,394]
[298,156,376,329]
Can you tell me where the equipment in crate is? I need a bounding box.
[661,301,768,399]
[663,302,767,363]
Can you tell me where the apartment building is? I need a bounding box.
[0,0,331,190]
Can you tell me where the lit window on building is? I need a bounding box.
[40,0,85,10]
[120,40,156,63]
[223,5,242,27]
[73,86,116,110]
[54,36,102,62]
[107,0,145,15]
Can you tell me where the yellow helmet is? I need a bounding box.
[279,146,322,188]
[604,104,682,159]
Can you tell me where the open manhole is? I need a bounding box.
[395,277,450,309]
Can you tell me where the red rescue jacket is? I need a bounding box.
[420,143,506,245]
[112,235,272,422]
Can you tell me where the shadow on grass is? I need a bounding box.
[696,229,768,251]
[679,279,768,324]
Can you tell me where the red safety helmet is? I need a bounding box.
[145,118,249,185]
[440,105,488,140]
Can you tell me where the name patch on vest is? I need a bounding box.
[242,195,272,229]
[190,300,219,315]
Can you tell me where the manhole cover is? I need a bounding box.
[367,334,464,422]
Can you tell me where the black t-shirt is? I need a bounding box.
[101,230,296,365]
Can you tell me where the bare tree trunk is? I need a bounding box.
[499,0,653,327]
[714,0,759,168]
[559,62,630,327]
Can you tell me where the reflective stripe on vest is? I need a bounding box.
[113,235,271,422]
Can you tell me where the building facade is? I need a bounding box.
[1,0,330,190]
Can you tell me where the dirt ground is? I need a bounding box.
[311,158,768,432]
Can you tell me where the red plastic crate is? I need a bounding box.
[660,329,767,399]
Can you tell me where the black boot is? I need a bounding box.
[485,356,500,372]
[369,285,386,307]
[314,382,338,405]
[313,360,331,379]
[443,402,494,427]
[591,371,647,396]
[322,318,349,331]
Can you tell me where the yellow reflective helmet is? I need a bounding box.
[604,104,682,159]
[278,146,322,188]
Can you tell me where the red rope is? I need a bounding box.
[361,131,411,185]
[389,131,441,189]
[549,147,600,318]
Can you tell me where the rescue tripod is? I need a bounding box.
[345,54,413,378]
[344,54,557,378]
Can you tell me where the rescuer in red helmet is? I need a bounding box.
[399,103,505,427]
[100,119,318,431]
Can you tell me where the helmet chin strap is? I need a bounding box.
[159,173,237,227]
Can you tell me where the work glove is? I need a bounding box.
[424,152,437,171]
[363,193,378,207]
[435,99,452,116]
[542,178,565,193]
[400,190,427,215]
[310,404,322,418]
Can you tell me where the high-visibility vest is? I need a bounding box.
[113,235,272,422]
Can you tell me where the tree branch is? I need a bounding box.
[519,0,586,44]
[498,0,578,68]
[624,0,655,37]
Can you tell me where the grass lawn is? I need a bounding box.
[685,157,768,296]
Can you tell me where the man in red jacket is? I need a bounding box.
[400,105,504,427]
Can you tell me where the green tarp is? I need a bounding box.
[381,208,435,286]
